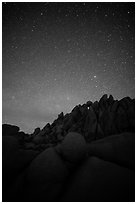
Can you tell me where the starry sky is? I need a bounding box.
[2,2,135,133]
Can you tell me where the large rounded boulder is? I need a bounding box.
[87,132,135,169]
[61,156,134,202]
[25,147,68,201]
[60,132,87,163]
[2,136,38,201]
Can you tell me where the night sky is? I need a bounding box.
[2,2,135,133]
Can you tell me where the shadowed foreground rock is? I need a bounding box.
[2,95,135,202]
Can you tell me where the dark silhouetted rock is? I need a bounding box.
[60,132,87,163]
[32,127,41,137]
[56,124,64,141]
[2,94,135,202]
[58,112,64,119]
[111,100,119,112]
[86,101,92,107]
[120,97,133,110]
[127,101,135,131]
[87,132,135,169]
[92,101,99,114]
[84,106,97,141]
[24,142,35,150]
[100,109,117,136]
[108,94,114,105]
[26,147,68,201]
[2,124,20,136]
[61,156,134,202]
[96,123,104,139]
[115,106,129,132]
[2,136,38,201]
[42,123,51,134]
[33,134,48,144]
[99,94,108,110]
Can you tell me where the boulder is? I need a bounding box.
[2,124,20,136]
[119,97,131,110]
[84,106,97,141]
[56,124,64,141]
[86,101,92,107]
[87,132,135,169]
[2,136,38,201]
[127,104,135,131]
[99,94,108,110]
[32,127,49,144]
[61,156,134,202]
[33,135,48,144]
[26,147,68,201]
[17,131,26,140]
[71,106,81,122]
[56,124,63,134]
[58,112,64,120]
[115,106,129,132]
[32,127,41,137]
[96,123,104,139]
[24,134,32,143]
[60,132,87,163]
[111,100,119,112]
[24,142,35,150]
[42,123,51,134]
[3,171,26,202]
[57,133,64,141]
[63,116,74,132]
[92,101,99,114]
[108,94,114,105]
[100,109,117,136]
[80,104,88,115]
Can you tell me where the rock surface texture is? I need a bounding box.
[2,95,135,201]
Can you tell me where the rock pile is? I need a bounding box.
[3,94,134,151]
[32,94,134,146]
[2,95,135,202]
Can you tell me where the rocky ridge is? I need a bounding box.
[2,94,135,201]
[3,94,135,151]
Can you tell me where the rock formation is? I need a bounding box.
[2,94,135,201]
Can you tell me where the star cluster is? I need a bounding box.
[2,2,135,132]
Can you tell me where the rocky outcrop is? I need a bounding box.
[26,147,68,201]
[87,132,135,169]
[2,95,135,201]
[2,124,20,136]
[61,156,134,202]
[31,94,134,147]
[59,132,87,163]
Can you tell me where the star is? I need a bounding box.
[3,2,135,133]
[67,96,70,100]
[11,95,15,100]
[54,45,58,49]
